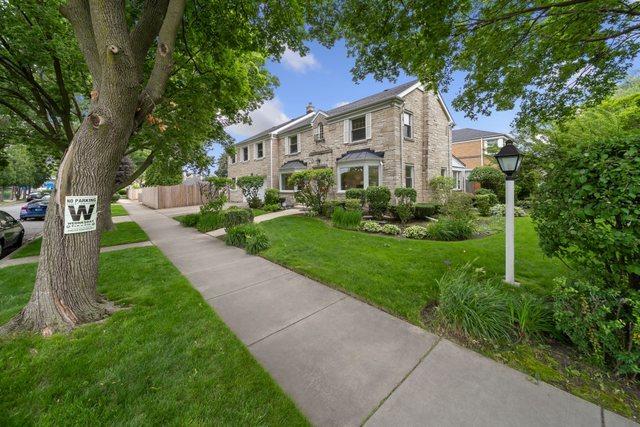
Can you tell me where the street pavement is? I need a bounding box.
[1,201,44,243]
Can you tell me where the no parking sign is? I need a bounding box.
[64,196,98,234]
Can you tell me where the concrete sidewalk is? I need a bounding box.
[121,200,636,427]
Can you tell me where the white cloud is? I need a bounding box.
[281,49,319,73]
[334,101,350,108]
[225,98,290,138]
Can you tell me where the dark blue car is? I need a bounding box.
[20,196,49,220]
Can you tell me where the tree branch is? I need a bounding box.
[52,56,75,142]
[130,0,171,68]
[583,23,640,42]
[115,151,155,191]
[60,0,102,89]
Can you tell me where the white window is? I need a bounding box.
[405,164,414,188]
[314,122,324,141]
[338,162,381,191]
[453,170,464,191]
[255,142,264,159]
[242,146,249,161]
[351,116,366,142]
[279,173,295,191]
[403,112,413,138]
[287,135,299,154]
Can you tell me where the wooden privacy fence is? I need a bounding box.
[139,183,202,209]
[127,188,142,200]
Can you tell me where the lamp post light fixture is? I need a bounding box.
[494,140,522,285]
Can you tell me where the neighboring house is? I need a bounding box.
[228,80,455,203]
[451,128,513,170]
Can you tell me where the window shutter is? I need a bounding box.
[343,119,350,143]
[365,113,371,140]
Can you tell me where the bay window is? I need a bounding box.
[338,161,381,191]
[280,172,295,191]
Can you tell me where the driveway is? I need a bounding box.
[1,202,44,242]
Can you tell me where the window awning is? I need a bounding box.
[279,160,307,172]
[336,149,384,163]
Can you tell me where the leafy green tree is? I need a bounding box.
[289,168,334,214]
[337,0,640,129]
[143,160,183,187]
[1,0,333,334]
[468,166,504,200]
[237,175,266,209]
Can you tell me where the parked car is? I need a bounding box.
[26,191,42,202]
[20,196,49,220]
[0,210,24,257]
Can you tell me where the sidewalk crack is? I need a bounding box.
[248,296,347,347]
[361,336,442,426]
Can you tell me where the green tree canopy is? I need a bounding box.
[337,0,640,129]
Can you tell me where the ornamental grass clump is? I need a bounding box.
[435,263,553,343]
[331,207,362,230]
[427,218,476,241]
[225,223,271,254]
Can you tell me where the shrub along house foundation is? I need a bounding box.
[228,80,455,204]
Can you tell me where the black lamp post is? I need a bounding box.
[494,139,522,285]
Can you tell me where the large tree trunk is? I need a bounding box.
[0,0,183,335]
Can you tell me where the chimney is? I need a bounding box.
[306,102,314,114]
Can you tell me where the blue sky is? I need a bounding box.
[221,40,639,157]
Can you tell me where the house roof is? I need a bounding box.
[279,160,307,171]
[336,148,384,162]
[452,155,466,169]
[452,128,511,143]
[236,79,453,145]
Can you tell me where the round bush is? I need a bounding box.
[490,204,526,217]
[381,224,401,235]
[365,186,391,219]
[360,220,383,233]
[403,225,429,239]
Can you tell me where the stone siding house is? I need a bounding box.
[228,80,455,204]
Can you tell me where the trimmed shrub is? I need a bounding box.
[394,187,417,224]
[414,203,440,219]
[360,220,383,233]
[220,207,254,231]
[443,192,475,221]
[344,198,362,212]
[475,188,498,206]
[345,188,366,206]
[468,166,505,200]
[321,200,343,218]
[111,194,120,202]
[117,188,127,196]
[262,203,281,212]
[427,218,475,241]
[365,186,391,219]
[226,223,270,254]
[331,207,362,230]
[264,188,280,206]
[490,204,527,217]
[178,213,200,227]
[475,194,493,216]
[196,212,223,233]
[237,175,265,208]
[403,225,429,239]
[246,232,271,254]
[381,224,401,235]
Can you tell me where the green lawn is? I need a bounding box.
[252,208,267,217]
[12,221,148,259]
[0,247,307,425]
[110,203,128,217]
[261,216,565,325]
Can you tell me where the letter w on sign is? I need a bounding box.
[68,204,95,221]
